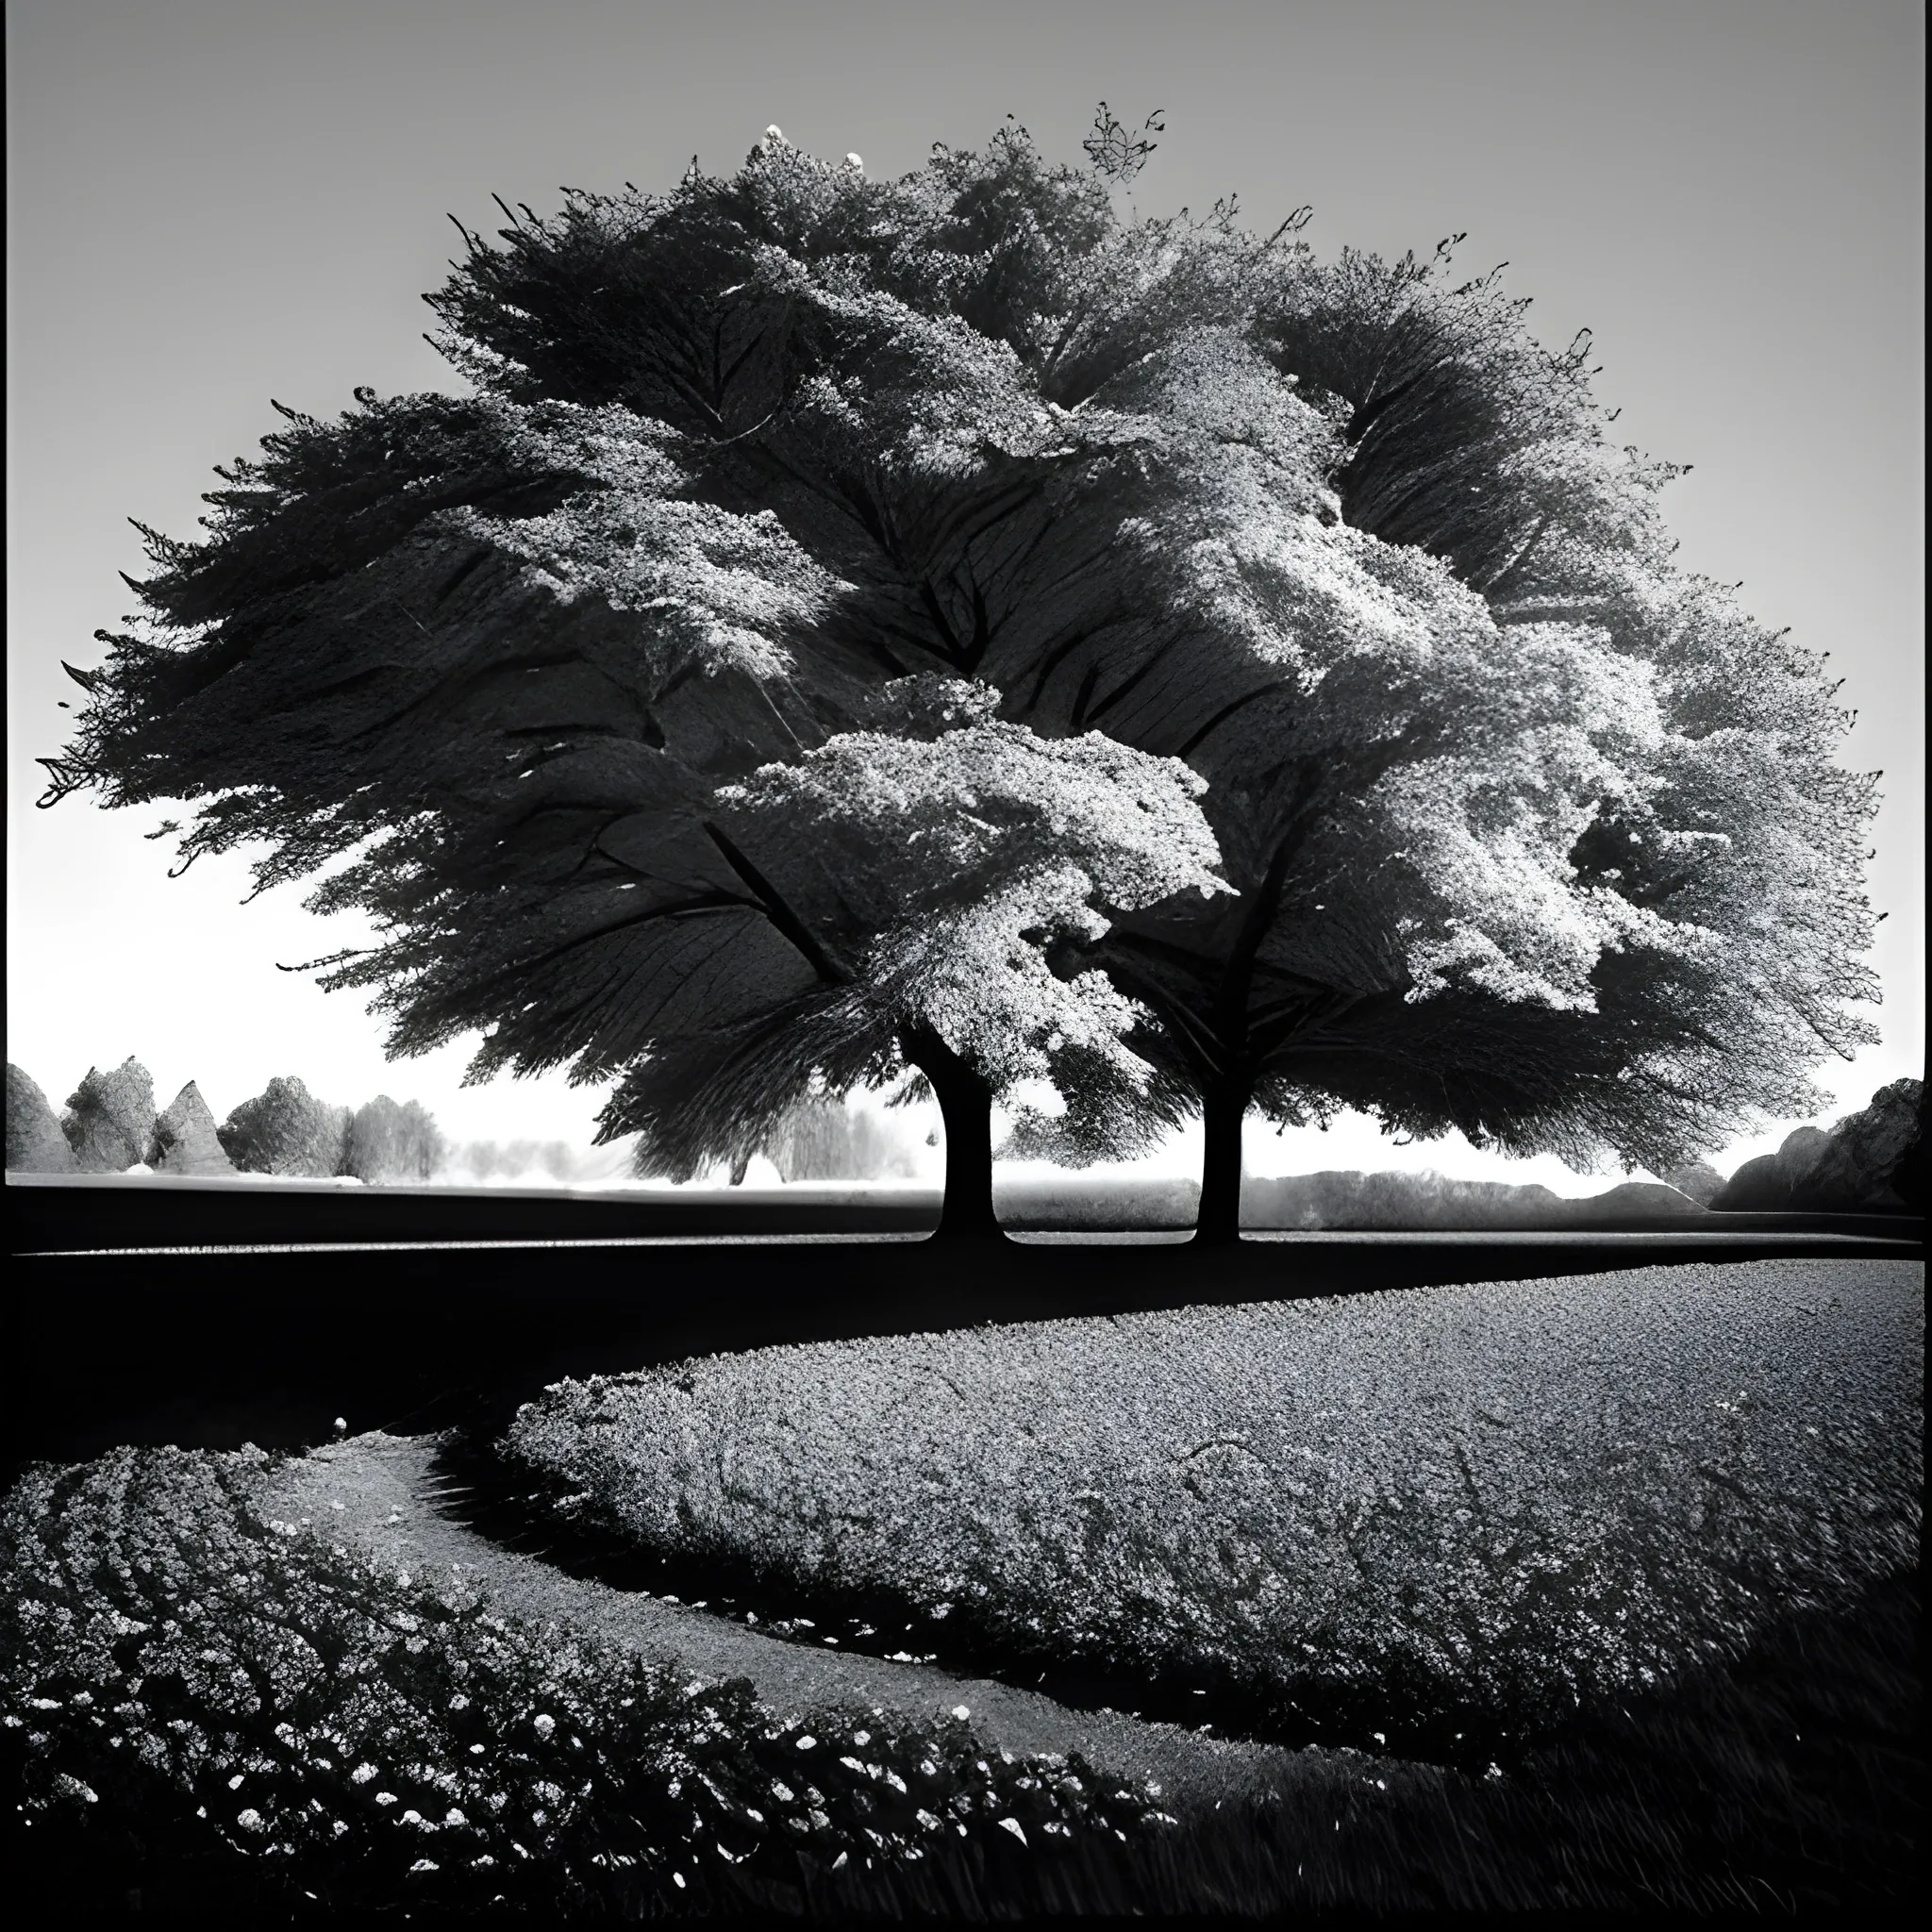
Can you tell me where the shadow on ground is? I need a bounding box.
[5,1224,1919,1480]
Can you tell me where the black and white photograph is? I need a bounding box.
[6,0,1923,1917]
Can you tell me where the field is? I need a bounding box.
[3,1236,1922,1916]
[506,1262,1923,1767]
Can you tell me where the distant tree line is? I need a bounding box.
[7,1058,935,1187]
[2,1058,447,1185]
[197,1075,449,1182]
[7,1055,1918,1213]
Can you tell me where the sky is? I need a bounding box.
[7,0,1924,1188]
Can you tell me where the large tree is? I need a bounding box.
[40,117,1279,1233]
[1041,251,1882,1239]
[407,120,1886,1233]
[43,284,1226,1235]
[46,115,1878,1239]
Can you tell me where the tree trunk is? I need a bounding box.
[1194,1073,1250,1247]
[900,1023,1004,1243]
[1191,827,1298,1248]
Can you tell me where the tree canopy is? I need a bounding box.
[45,112,1879,1238]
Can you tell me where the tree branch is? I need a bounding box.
[702,821,848,984]
[1177,682,1291,760]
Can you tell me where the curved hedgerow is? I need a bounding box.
[1,1444,1164,1912]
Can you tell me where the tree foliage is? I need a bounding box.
[217,1076,351,1179]
[45,111,1878,1224]
[341,1093,449,1185]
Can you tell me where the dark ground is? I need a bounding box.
[3,1182,1922,1918]
[8,1168,1922,1252]
[3,1177,1919,1480]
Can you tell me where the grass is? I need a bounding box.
[2,1444,1166,1916]
[4,1257,1920,1915]
[4,1441,1918,1914]
[505,1260,1923,1765]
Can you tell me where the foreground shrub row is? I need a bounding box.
[0,1445,1164,1912]
[508,1262,1923,1748]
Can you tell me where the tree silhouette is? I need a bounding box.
[341,1094,449,1185]
[46,113,1878,1241]
[1052,250,1882,1238]
[218,1075,351,1179]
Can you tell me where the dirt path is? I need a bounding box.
[269,1431,1407,1815]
